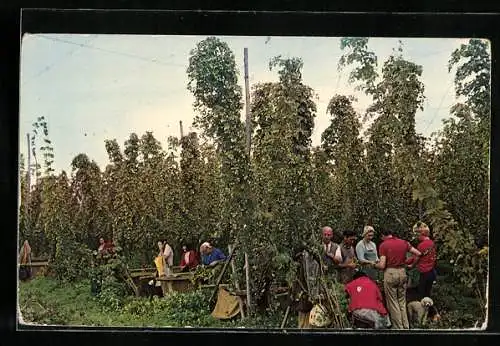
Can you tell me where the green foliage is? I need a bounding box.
[187,36,243,139]
[321,95,365,229]
[248,55,318,308]
[448,39,490,120]
[339,37,378,93]
[187,36,252,249]
[19,37,488,327]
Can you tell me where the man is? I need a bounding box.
[406,222,440,321]
[200,242,227,266]
[345,271,391,329]
[355,225,380,281]
[334,230,358,284]
[375,229,422,329]
[321,226,339,272]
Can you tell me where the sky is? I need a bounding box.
[19,35,474,175]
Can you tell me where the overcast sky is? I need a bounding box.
[19,35,473,175]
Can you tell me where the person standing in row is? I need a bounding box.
[161,240,174,276]
[375,229,422,329]
[321,226,339,274]
[179,243,199,272]
[154,240,174,295]
[19,240,32,281]
[335,230,358,284]
[406,222,440,321]
[355,226,379,282]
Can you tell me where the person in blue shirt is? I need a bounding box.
[200,242,226,266]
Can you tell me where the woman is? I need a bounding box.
[155,240,174,276]
[19,240,32,280]
[179,243,199,272]
[154,240,174,295]
[355,226,380,281]
[97,238,106,254]
[406,222,440,321]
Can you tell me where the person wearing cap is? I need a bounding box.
[200,242,227,266]
[321,226,340,272]
[406,222,440,322]
[374,229,422,329]
[334,230,358,284]
[355,226,380,282]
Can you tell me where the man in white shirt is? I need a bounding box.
[321,226,340,274]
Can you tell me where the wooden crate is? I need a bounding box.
[156,273,196,293]
[21,261,49,277]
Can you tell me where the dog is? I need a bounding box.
[138,279,164,299]
[407,297,434,328]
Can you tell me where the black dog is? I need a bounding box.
[138,280,164,299]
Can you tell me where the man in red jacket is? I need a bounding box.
[345,271,391,329]
[406,222,440,321]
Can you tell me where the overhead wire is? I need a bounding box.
[22,34,98,86]
[423,80,455,134]
[36,34,187,68]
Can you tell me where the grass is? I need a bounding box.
[18,276,290,328]
[18,274,485,329]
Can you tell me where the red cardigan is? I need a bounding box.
[180,250,199,269]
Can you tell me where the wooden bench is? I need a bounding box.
[19,261,49,278]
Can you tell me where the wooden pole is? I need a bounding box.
[26,133,31,203]
[179,120,184,139]
[244,48,251,150]
[243,47,252,314]
[280,306,291,329]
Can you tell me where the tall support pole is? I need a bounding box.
[180,120,184,139]
[229,244,246,318]
[243,47,252,314]
[244,48,252,150]
[26,133,31,208]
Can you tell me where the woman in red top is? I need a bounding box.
[345,271,391,329]
[406,222,440,321]
[406,222,437,299]
[179,243,199,272]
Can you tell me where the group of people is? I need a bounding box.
[151,240,227,295]
[317,222,439,329]
[94,223,438,329]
